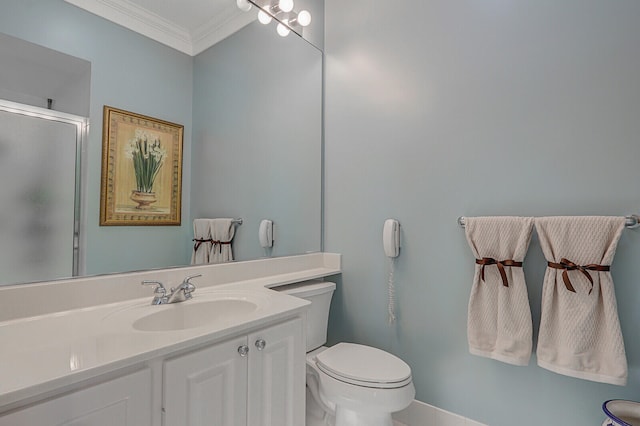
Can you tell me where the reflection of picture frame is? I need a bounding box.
[100,106,183,226]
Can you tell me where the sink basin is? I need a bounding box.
[132,299,258,332]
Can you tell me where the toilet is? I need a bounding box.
[277,281,415,426]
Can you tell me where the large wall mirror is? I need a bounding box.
[191,20,322,262]
[0,0,323,286]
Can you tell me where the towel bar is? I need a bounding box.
[457,215,640,229]
[232,218,243,225]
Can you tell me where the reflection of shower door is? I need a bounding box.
[0,100,86,286]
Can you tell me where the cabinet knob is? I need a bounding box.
[255,339,266,351]
[237,345,250,357]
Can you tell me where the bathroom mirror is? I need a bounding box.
[0,0,323,286]
[191,20,322,262]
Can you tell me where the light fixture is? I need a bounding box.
[278,0,294,13]
[277,20,291,37]
[236,0,252,12]
[237,0,311,39]
[296,10,311,27]
[258,9,272,24]
[288,9,310,28]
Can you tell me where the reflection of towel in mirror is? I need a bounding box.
[191,219,211,265]
[209,218,236,263]
[535,216,627,385]
[465,216,534,366]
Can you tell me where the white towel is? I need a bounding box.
[535,216,627,385]
[465,216,534,366]
[209,218,236,264]
[191,219,211,265]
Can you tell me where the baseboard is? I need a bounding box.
[392,399,487,426]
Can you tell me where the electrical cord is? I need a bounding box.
[388,257,396,324]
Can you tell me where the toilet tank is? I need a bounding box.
[275,280,336,351]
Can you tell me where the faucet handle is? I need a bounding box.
[183,274,202,284]
[142,280,167,305]
[182,274,200,299]
[142,280,166,295]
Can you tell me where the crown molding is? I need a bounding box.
[64,0,255,56]
[64,0,192,54]
[191,6,256,55]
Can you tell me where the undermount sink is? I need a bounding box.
[132,299,258,332]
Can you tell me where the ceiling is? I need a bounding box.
[64,0,256,56]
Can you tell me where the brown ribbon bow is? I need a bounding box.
[192,238,211,252]
[547,258,610,294]
[475,257,523,287]
[211,240,232,254]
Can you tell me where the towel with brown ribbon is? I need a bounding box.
[535,216,627,386]
[209,218,236,263]
[191,219,212,265]
[464,216,535,367]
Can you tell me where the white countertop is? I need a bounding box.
[0,253,341,410]
[0,257,343,410]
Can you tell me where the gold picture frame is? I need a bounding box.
[100,106,183,226]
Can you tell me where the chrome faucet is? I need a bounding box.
[166,274,200,303]
[141,274,201,305]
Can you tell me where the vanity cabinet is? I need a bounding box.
[0,368,152,426]
[163,318,305,426]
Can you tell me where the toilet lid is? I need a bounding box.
[315,343,412,389]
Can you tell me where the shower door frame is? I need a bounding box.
[0,99,88,280]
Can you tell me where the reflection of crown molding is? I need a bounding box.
[64,0,256,56]
[191,8,256,56]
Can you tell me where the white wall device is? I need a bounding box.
[259,219,274,248]
[383,218,400,258]
[383,219,400,324]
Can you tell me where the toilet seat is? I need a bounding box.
[315,343,412,389]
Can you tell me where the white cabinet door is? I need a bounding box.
[163,317,305,426]
[247,318,305,426]
[0,368,152,426]
[163,336,248,426]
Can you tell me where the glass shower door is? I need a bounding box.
[0,100,85,285]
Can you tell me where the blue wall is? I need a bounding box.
[0,0,194,274]
[324,1,640,425]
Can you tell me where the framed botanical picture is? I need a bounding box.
[100,106,183,226]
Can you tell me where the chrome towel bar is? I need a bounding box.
[457,215,640,229]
